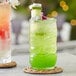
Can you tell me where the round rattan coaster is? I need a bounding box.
[0,61,17,68]
[24,67,63,74]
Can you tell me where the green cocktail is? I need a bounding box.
[29,3,57,70]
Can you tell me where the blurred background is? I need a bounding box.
[11,0,76,48]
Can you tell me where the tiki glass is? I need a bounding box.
[0,2,11,63]
[29,3,57,70]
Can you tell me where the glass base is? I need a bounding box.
[31,66,55,70]
[0,51,11,64]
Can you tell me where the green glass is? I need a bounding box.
[30,18,57,70]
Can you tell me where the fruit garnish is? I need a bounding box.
[29,3,42,10]
[42,15,47,20]
[42,13,47,20]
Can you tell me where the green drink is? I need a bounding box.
[29,3,57,70]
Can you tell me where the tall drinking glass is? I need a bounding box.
[0,2,11,63]
[30,3,57,70]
